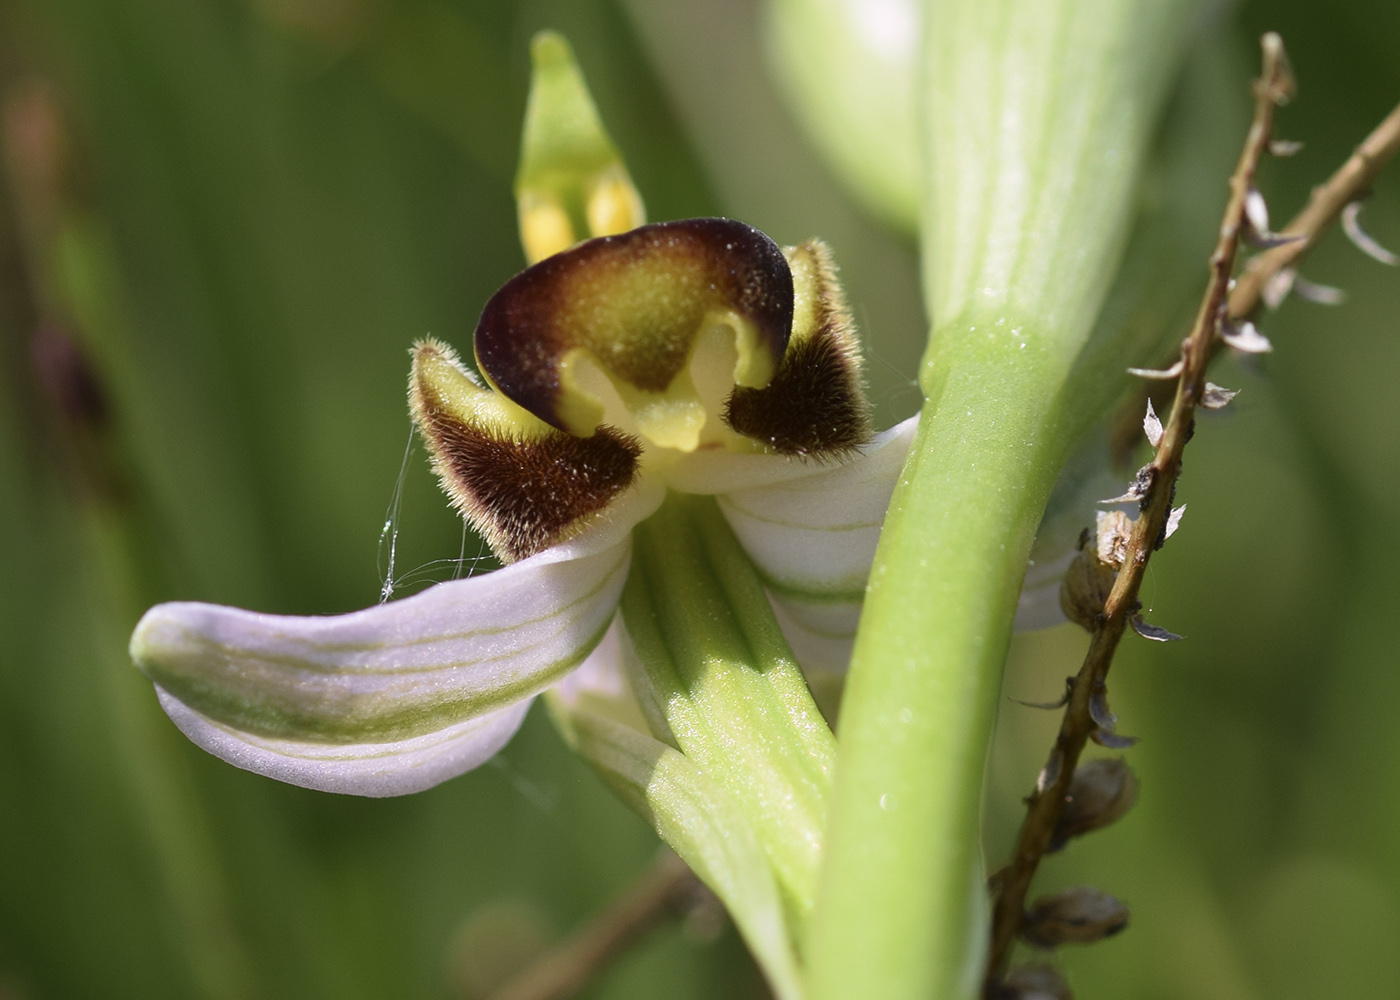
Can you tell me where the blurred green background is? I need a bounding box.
[0,0,1395,997]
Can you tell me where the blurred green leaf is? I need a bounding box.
[3,0,1399,996]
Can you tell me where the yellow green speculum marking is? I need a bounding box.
[473,218,794,441]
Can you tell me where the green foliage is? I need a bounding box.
[1,0,1398,998]
[0,1,743,997]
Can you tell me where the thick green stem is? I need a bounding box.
[806,1,1197,996]
[807,343,1069,999]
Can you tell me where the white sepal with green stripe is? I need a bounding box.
[128,481,661,796]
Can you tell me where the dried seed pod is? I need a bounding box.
[1095,510,1133,568]
[1049,758,1139,851]
[997,963,1074,1000]
[1021,887,1129,948]
[1059,549,1114,632]
[1059,511,1132,631]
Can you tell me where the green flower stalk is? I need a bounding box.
[802,1,1199,998]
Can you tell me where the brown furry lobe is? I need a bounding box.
[474,218,793,431]
[410,345,641,562]
[724,241,871,457]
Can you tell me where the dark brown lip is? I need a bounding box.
[474,217,794,432]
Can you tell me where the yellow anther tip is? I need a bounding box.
[586,171,645,239]
[520,196,577,264]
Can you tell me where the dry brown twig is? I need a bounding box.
[1230,100,1400,316]
[986,34,1400,996]
[484,849,715,1000]
[1112,90,1400,461]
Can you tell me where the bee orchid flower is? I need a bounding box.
[128,216,925,797]
[122,34,1119,993]
[126,28,1092,803]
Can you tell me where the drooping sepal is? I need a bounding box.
[157,692,531,798]
[516,31,645,264]
[410,339,644,561]
[725,240,872,457]
[473,218,794,451]
[129,518,644,796]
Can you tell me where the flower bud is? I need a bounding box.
[996,963,1074,1000]
[1020,886,1129,948]
[1058,511,1131,630]
[1059,547,1112,631]
[1049,758,1138,851]
[515,32,645,263]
